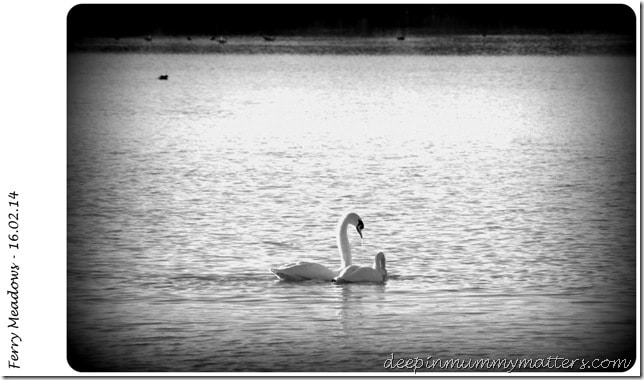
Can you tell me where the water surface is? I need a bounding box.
[67,51,636,372]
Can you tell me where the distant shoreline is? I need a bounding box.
[69,34,634,55]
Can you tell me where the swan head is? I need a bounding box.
[374,251,387,280]
[356,219,364,238]
[339,212,365,239]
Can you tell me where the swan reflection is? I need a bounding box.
[334,281,386,334]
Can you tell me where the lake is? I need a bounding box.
[67,38,636,372]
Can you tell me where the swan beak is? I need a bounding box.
[356,220,364,239]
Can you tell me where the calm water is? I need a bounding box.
[67,49,636,372]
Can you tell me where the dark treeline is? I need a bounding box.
[68,4,635,39]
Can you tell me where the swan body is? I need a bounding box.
[334,252,387,284]
[270,262,336,281]
[270,212,364,281]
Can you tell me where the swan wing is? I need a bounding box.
[335,264,360,278]
[270,262,336,281]
[334,265,384,284]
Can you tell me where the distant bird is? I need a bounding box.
[144,35,152,42]
[217,36,227,44]
[397,36,405,41]
[187,36,192,41]
[158,75,168,80]
[263,36,276,42]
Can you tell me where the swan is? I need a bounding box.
[333,252,387,284]
[270,212,364,281]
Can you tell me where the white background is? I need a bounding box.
[0,0,639,377]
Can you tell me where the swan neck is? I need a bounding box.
[337,218,352,268]
[374,252,386,270]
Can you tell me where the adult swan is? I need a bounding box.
[333,252,387,284]
[270,212,364,281]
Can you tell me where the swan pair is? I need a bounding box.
[270,212,387,284]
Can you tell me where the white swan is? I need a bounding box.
[270,212,364,281]
[333,252,387,284]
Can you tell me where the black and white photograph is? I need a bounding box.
[2,0,640,376]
